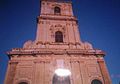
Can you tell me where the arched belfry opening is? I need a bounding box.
[54,6,61,14]
[52,74,71,84]
[91,79,102,84]
[55,31,63,43]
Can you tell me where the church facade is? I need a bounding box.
[4,0,111,84]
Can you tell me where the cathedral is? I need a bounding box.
[4,0,111,84]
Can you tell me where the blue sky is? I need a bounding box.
[0,0,120,84]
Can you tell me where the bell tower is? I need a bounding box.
[36,0,80,45]
[5,0,112,84]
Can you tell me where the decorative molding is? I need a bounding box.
[38,16,77,21]
[7,48,105,58]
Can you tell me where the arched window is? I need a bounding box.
[54,7,61,14]
[55,31,63,43]
[53,74,71,84]
[91,79,102,84]
[18,82,28,84]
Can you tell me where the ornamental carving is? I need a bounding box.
[50,24,66,38]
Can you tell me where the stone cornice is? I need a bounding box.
[41,0,72,3]
[38,15,77,22]
[7,48,105,57]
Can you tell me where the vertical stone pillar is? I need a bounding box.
[71,61,82,84]
[80,61,89,84]
[44,61,50,84]
[67,23,75,43]
[36,21,43,42]
[73,24,81,43]
[4,62,17,84]
[97,59,112,84]
[34,61,45,84]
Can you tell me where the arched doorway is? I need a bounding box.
[91,79,102,84]
[53,74,71,84]
[18,82,28,84]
